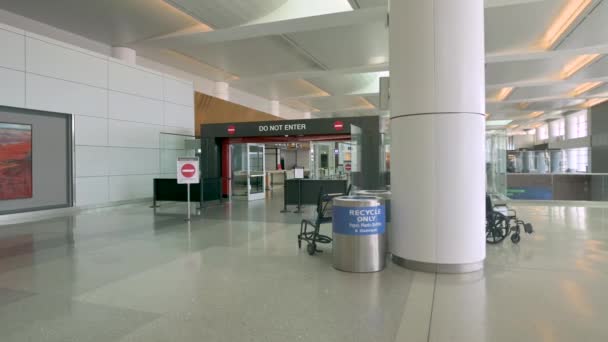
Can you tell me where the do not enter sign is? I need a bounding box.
[177,157,200,184]
[345,164,352,171]
[181,164,196,178]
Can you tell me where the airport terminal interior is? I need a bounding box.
[1,0,608,341]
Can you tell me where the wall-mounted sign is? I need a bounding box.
[334,121,344,131]
[227,125,236,135]
[258,123,307,132]
[345,163,352,171]
[177,157,200,184]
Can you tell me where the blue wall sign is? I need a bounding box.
[507,187,553,200]
[333,205,386,236]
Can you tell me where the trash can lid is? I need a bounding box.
[333,195,384,208]
[355,190,391,199]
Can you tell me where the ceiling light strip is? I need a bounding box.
[495,87,514,101]
[569,81,604,97]
[538,0,593,50]
[583,98,608,108]
[528,111,545,118]
[560,54,601,79]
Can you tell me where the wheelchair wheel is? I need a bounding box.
[486,212,509,244]
[307,242,316,255]
[511,233,521,244]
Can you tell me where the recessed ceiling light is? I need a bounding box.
[495,87,514,101]
[583,98,608,108]
[528,111,544,118]
[538,0,593,50]
[569,81,604,97]
[560,54,601,79]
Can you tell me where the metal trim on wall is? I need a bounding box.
[392,255,484,274]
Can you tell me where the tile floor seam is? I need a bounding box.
[426,273,437,342]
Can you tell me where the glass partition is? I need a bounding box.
[486,130,507,198]
[159,133,196,178]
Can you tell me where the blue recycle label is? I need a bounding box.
[333,205,385,236]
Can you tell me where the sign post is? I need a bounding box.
[177,157,200,221]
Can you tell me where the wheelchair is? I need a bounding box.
[486,194,533,244]
[298,185,351,255]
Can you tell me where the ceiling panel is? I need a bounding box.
[165,0,288,29]
[569,55,608,82]
[508,83,574,101]
[558,1,608,50]
[286,21,388,69]
[306,72,381,96]
[486,57,573,86]
[175,36,322,77]
[296,95,374,112]
[353,0,388,8]
[485,0,567,54]
[234,79,329,100]
[0,0,198,45]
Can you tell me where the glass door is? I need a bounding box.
[247,144,266,200]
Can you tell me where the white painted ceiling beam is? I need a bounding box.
[230,63,388,84]
[145,6,386,46]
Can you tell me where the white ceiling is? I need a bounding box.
[0,0,607,130]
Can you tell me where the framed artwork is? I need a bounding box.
[0,123,32,200]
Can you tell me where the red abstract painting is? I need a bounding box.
[0,123,32,200]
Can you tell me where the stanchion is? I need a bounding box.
[293,179,303,213]
[280,171,290,213]
[150,181,160,208]
[185,183,191,221]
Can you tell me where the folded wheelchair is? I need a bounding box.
[486,194,533,244]
[298,185,351,255]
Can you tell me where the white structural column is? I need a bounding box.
[270,100,281,117]
[111,47,137,65]
[389,0,486,273]
[215,82,230,100]
[547,119,559,142]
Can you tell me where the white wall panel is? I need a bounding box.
[26,73,108,117]
[74,115,108,146]
[108,61,163,100]
[164,102,193,129]
[75,146,109,177]
[109,175,155,201]
[75,177,109,206]
[0,67,25,108]
[163,77,193,106]
[0,28,24,70]
[108,120,159,148]
[26,37,107,88]
[0,22,24,35]
[161,126,195,136]
[109,91,163,125]
[108,148,159,176]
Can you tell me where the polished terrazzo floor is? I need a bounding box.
[0,193,607,341]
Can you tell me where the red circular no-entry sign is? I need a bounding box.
[181,163,196,178]
[227,125,236,135]
[333,121,344,131]
[345,164,352,171]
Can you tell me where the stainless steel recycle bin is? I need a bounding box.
[355,190,391,250]
[332,196,387,272]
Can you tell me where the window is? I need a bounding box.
[567,111,588,139]
[537,125,549,140]
[549,119,565,140]
[565,147,589,173]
